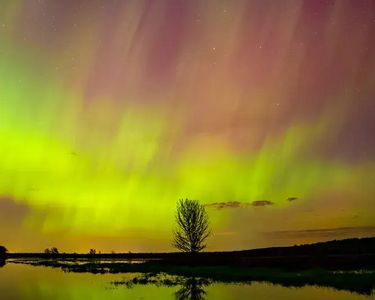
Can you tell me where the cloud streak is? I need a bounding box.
[252,200,274,207]
[206,199,277,209]
[287,197,298,202]
[205,201,243,209]
[264,226,375,240]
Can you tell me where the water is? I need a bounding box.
[0,261,372,300]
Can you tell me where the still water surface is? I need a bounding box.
[0,262,372,299]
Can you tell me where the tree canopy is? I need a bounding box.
[0,246,7,257]
[173,199,210,253]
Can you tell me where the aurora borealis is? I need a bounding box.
[0,0,374,252]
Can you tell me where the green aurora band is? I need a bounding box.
[0,1,374,251]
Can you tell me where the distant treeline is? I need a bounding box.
[6,237,375,258]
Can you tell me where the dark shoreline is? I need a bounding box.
[6,254,375,270]
[6,237,375,270]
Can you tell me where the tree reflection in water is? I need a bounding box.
[112,274,210,299]
[174,277,209,300]
[0,260,5,268]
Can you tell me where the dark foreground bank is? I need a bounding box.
[4,237,375,295]
[7,237,375,269]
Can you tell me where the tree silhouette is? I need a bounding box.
[0,246,7,268]
[44,247,59,255]
[0,245,7,257]
[173,199,210,253]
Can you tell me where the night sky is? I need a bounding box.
[0,0,374,252]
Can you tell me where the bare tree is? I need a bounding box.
[0,246,7,257]
[173,199,210,253]
[44,247,59,255]
[50,247,59,254]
